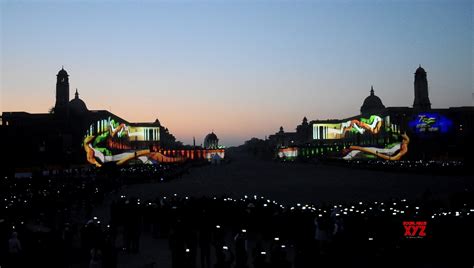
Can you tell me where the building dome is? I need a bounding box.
[415,65,426,74]
[57,67,69,77]
[360,86,385,115]
[203,132,219,149]
[69,89,88,114]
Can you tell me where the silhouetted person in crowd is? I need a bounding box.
[169,220,185,268]
[62,222,74,261]
[7,231,22,268]
[102,224,118,268]
[252,241,269,268]
[183,246,196,268]
[332,214,345,246]
[89,247,103,268]
[314,215,331,255]
[122,198,142,253]
[213,224,225,257]
[214,246,234,268]
[199,218,212,268]
[273,250,291,268]
[234,230,248,268]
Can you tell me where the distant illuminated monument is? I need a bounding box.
[413,65,431,110]
[204,132,219,149]
[268,65,473,162]
[1,67,184,168]
[360,86,385,115]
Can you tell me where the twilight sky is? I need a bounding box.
[1,0,472,146]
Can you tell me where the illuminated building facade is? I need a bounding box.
[270,66,474,162]
[0,68,182,170]
[203,132,219,149]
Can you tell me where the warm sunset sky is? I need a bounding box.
[1,0,472,146]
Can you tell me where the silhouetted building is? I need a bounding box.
[69,89,89,115]
[55,67,70,116]
[0,68,182,170]
[268,126,297,148]
[270,66,474,162]
[413,65,431,110]
[296,117,312,143]
[360,86,385,115]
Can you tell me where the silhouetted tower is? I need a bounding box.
[55,67,70,115]
[413,65,431,110]
[302,116,308,126]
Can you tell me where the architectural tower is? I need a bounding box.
[413,65,431,110]
[55,67,70,115]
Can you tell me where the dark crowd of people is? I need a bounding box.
[0,163,187,268]
[1,164,473,268]
[118,162,193,184]
[108,191,473,268]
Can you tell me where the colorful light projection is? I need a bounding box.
[205,150,225,161]
[308,115,408,161]
[408,113,453,134]
[129,126,160,142]
[160,149,225,162]
[278,147,298,159]
[342,133,409,160]
[312,123,343,140]
[83,117,225,167]
[313,115,383,140]
[83,117,184,167]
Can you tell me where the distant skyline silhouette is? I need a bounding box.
[1,0,472,146]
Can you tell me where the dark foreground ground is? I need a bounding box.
[90,152,472,268]
[115,153,471,204]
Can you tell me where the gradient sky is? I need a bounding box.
[1,0,472,146]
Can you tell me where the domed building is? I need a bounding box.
[0,67,187,168]
[69,89,89,114]
[360,86,385,115]
[57,68,68,76]
[203,132,219,149]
